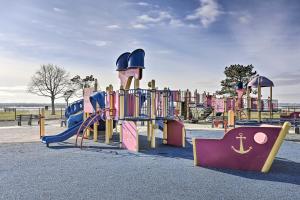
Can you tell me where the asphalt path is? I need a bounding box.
[0,129,299,200]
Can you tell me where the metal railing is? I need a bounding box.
[121,89,176,120]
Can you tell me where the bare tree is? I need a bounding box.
[28,64,70,115]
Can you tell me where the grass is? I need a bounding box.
[0,109,65,121]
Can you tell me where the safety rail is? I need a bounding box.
[242,98,279,112]
[120,89,177,121]
[211,97,279,112]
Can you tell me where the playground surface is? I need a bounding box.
[0,122,299,200]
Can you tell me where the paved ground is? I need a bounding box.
[0,122,299,200]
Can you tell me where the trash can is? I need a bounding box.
[295,127,299,134]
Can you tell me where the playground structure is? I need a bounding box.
[116,49,185,151]
[39,49,293,172]
[40,49,186,152]
[199,76,280,129]
[41,90,108,146]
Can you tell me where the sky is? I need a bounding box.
[0,0,300,104]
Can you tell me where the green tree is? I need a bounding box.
[217,64,257,96]
[70,75,96,95]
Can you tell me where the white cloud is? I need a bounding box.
[138,11,172,23]
[156,50,172,54]
[187,24,199,28]
[239,14,251,24]
[31,19,40,24]
[106,24,121,29]
[132,23,148,29]
[134,10,199,29]
[94,41,109,47]
[135,11,186,28]
[137,2,149,6]
[80,40,110,47]
[169,19,184,27]
[53,7,65,13]
[186,0,221,27]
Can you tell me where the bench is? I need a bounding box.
[16,114,39,126]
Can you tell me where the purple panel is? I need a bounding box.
[194,127,281,171]
[167,120,184,147]
[248,76,274,88]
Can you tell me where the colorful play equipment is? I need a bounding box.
[280,107,300,134]
[39,49,292,173]
[116,49,185,152]
[41,49,186,151]
[41,90,107,147]
[192,122,291,172]
[201,76,279,129]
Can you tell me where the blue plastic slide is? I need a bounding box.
[41,121,82,146]
[42,91,106,146]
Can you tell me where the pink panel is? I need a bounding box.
[211,97,216,107]
[118,68,140,88]
[215,99,224,113]
[226,98,235,111]
[194,126,281,171]
[83,88,94,113]
[167,120,184,147]
[105,92,110,118]
[122,121,138,152]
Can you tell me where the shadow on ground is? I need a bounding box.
[208,158,300,185]
[46,134,300,186]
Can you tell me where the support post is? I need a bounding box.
[134,78,140,151]
[40,108,45,138]
[258,79,262,123]
[105,119,110,144]
[93,122,98,142]
[162,88,168,144]
[186,90,190,120]
[223,97,227,128]
[109,85,114,140]
[270,86,273,121]
[247,87,251,120]
[163,120,167,144]
[134,79,140,118]
[150,80,156,148]
[85,112,90,137]
[119,87,124,147]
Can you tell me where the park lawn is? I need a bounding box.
[0,109,64,121]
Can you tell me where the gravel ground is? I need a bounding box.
[0,127,299,200]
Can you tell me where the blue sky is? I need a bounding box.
[0,0,300,103]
